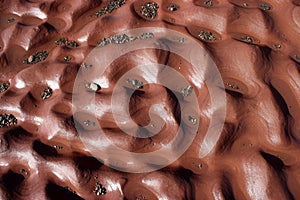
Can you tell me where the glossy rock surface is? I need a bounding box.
[0,0,300,199]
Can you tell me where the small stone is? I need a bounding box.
[85,82,101,91]
[225,83,239,89]
[198,163,203,169]
[55,37,68,45]
[242,2,248,7]
[260,2,271,10]
[64,186,77,194]
[198,30,217,41]
[54,145,63,150]
[7,18,15,23]
[97,37,111,47]
[127,79,144,89]
[139,32,154,39]
[64,56,71,62]
[188,116,197,125]
[66,41,79,48]
[177,37,185,43]
[95,9,105,17]
[167,4,179,11]
[140,1,159,19]
[28,55,33,63]
[19,169,28,176]
[81,62,92,68]
[129,36,138,41]
[41,87,52,100]
[203,0,213,7]
[0,83,9,93]
[274,44,281,49]
[24,51,48,64]
[93,182,106,196]
[180,85,193,97]
[84,120,96,127]
[0,114,17,128]
[132,80,144,89]
[240,35,253,44]
[295,55,300,60]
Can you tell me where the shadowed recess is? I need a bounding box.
[269,86,291,142]
[225,89,243,98]
[4,127,33,143]
[221,174,235,200]
[216,123,237,154]
[1,170,25,196]
[32,140,58,158]
[260,151,284,172]
[166,87,181,125]
[42,22,56,32]
[260,151,295,200]
[45,182,84,200]
[259,46,272,62]
[74,155,104,171]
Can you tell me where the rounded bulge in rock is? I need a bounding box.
[72,110,141,157]
[19,15,44,26]
[123,172,189,200]
[230,152,293,200]
[60,63,83,94]
[231,2,300,54]
[191,175,231,200]
[207,39,263,98]
[128,97,175,139]
[285,163,300,199]
[177,113,212,174]
[269,76,300,134]
[111,94,180,152]
[182,1,229,40]
[217,142,286,199]
[46,2,74,32]
[78,174,125,200]
[230,112,279,152]
[0,13,20,29]
[227,8,270,46]
[159,0,192,25]
[51,100,73,116]
[123,181,159,200]
[269,2,300,47]
[158,52,205,103]
[6,44,29,67]
[267,55,300,137]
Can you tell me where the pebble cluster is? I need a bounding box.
[0,114,17,128]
